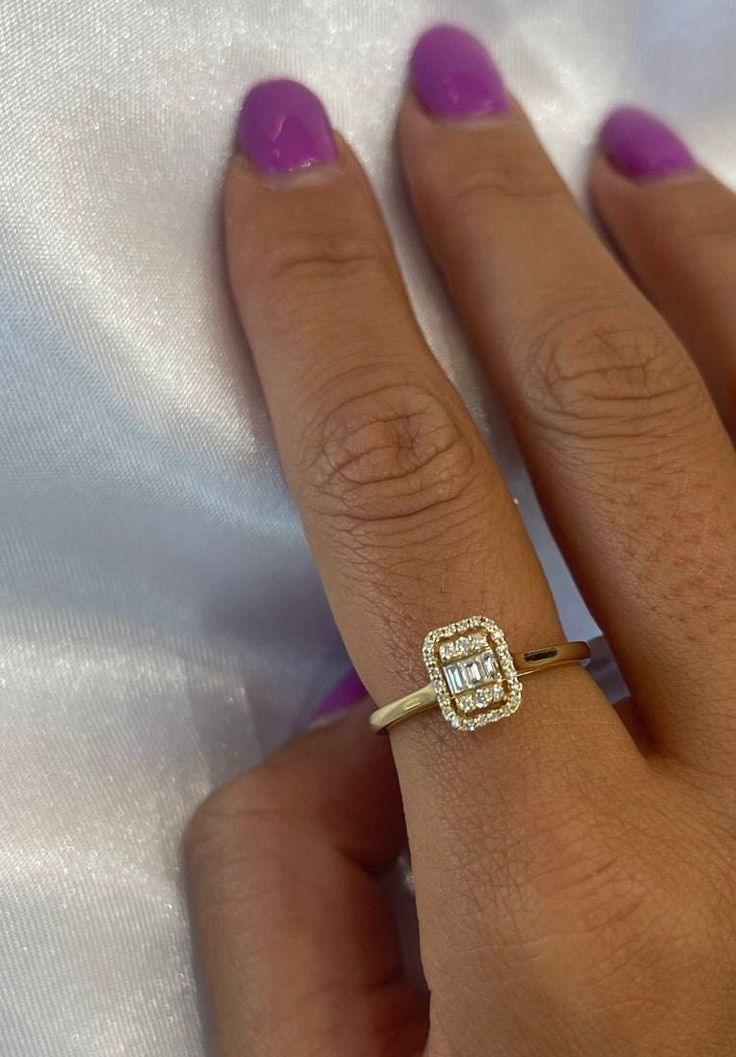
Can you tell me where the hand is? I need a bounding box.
[185,24,736,1057]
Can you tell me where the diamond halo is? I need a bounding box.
[422,616,522,731]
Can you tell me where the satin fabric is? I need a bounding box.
[1,1,735,1053]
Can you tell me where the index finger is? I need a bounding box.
[226,77,637,972]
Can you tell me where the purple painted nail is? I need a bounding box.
[600,106,697,180]
[238,78,339,174]
[314,668,368,721]
[410,24,508,119]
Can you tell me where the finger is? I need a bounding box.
[399,26,736,770]
[591,107,736,433]
[186,696,428,1057]
[227,78,637,990]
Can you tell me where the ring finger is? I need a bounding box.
[223,75,637,1015]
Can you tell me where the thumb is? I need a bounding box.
[186,676,427,1057]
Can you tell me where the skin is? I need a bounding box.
[185,88,736,1056]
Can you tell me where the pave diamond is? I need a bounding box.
[422,616,522,732]
[439,632,488,661]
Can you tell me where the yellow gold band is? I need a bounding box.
[370,639,590,734]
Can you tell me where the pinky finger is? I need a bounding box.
[592,105,736,432]
[185,695,427,1057]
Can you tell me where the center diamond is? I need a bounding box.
[442,649,499,695]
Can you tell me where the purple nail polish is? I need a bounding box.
[314,668,368,720]
[410,24,508,119]
[600,106,697,181]
[238,78,339,174]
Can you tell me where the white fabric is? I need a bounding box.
[1,1,735,1053]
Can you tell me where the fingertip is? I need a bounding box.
[398,79,525,132]
[236,77,339,174]
[408,23,509,120]
[396,85,527,182]
[586,130,712,233]
[595,105,700,184]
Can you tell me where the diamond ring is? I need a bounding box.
[369,615,590,734]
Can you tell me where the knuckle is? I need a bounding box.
[257,231,393,289]
[520,800,732,999]
[416,126,566,226]
[297,380,479,526]
[581,867,729,1010]
[520,798,644,920]
[443,161,565,225]
[518,294,708,444]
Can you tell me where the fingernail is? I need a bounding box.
[410,24,508,119]
[238,78,339,174]
[313,668,368,722]
[599,106,697,181]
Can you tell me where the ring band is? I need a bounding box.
[369,615,590,734]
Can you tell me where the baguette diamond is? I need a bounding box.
[422,616,522,731]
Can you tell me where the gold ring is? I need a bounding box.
[369,615,590,734]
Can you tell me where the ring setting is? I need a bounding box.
[369,615,590,734]
[424,615,522,731]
